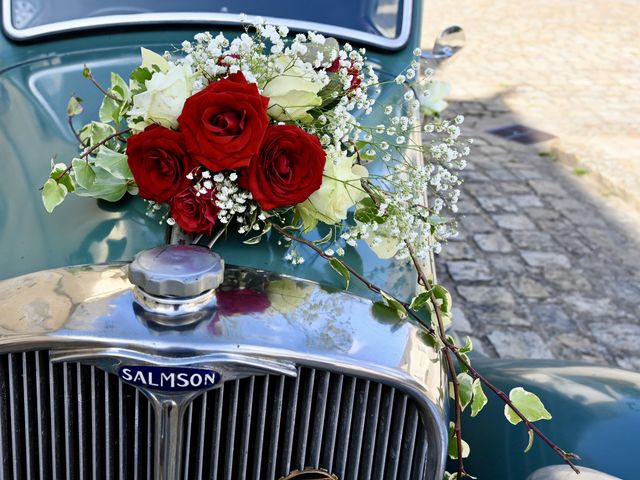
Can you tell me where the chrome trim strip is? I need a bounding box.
[1,2,413,49]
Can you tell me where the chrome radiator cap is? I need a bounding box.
[128,244,224,298]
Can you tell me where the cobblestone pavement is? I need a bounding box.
[436,102,640,370]
[430,102,640,368]
[418,0,640,368]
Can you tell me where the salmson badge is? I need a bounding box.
[280,468,339,479]
[118,365,220,392]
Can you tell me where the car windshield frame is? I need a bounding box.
[1,0,413,49]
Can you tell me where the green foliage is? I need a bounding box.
[454,372,473,411]
[470,379,488,417]
[447,422,470,459]
[99,73,131,124]
[329,258,350,289]
[50,163,75,193]
[354,197,385,224]
[79,122,116,148]
[42,178,68,213]
[94,147,133,180]
[504,387,552,426]
[433,284,452,316]
[380,290,407,319]
[66,96,83,117]
[73,162,130,202]
[71,159,96,190]
[409,291,431,311]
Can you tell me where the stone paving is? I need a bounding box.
[428,102,640,368]
[418,0,640,368]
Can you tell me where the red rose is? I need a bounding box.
[126,125,196,203]
[240,125,326,211]
[177,72,269,171]
[169,188,219,235]
[326,59,362,91]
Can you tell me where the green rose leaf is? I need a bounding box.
[329,258,350,289]
[380,290,407,319]
[470,379,488,417]
[447,422,470,459]
[42,178,68,213]
[130,66,153,84]
[66,96,83,117]
[450,372,473,411]
[71,158,96,190]
[94,147,132,180]
[504,387,552,425]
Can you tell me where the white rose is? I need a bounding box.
[262,56,323,122]
[297,151,368,231]
[419,80,451,115]
[127,63,192,132]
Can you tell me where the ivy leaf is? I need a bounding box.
[504,387,552,425]
[380,290,407,319]
[460,336,473,353]
[79,121,116,147]
[433,284,452,315]
[329,258,350,289]
[74,166,128,202]
[410,291,430,311]
[524,430,535,453]
[94,147,132,180]
[66,96,83,117]
[447,422,470,459]
[99,96,119,124]
[71,158,96,190]
[450,372,473,411]
[109,73,130,103]
[49,163,75,193]
[42,178,68,212]
[470,379,488,417]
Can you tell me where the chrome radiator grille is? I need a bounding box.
[0,351,430,480]
[0,351,155,480]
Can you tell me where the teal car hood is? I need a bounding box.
[0,45,420,301]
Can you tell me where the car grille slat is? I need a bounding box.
[265,375,285,480]
[321,372,343,472]
[251,375,269,480]
[0,351,434,479]
[309,370,330,468]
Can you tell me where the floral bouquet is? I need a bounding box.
[42,19,467,263]
[40,18,579,478]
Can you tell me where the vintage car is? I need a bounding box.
[0,1,638,479]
